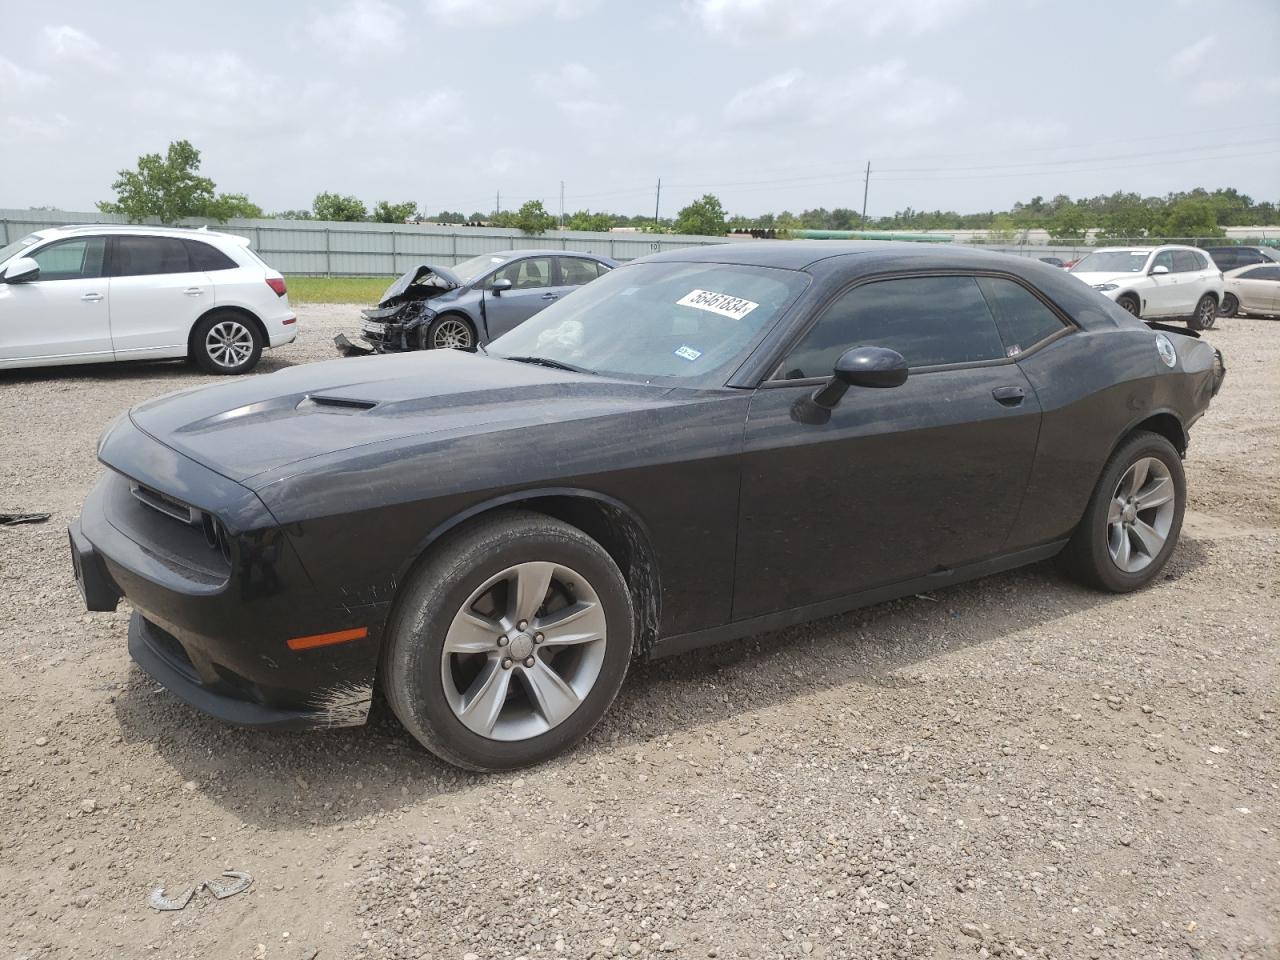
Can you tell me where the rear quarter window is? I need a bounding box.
[184,240,239,272]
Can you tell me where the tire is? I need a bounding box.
[1116,294,1140,317]
[381,510,634,771]
[1220,293,1239,319]
[1055,430,1186,593]
[1188,294,1216,331]
[191,311,264,374]
[425,314,476,351]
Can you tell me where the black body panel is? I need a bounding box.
[69,241,1224,729]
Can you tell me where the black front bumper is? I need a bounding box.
[70,443,384,731]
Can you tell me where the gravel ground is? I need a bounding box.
[1,306,1276,960]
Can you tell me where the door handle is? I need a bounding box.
[992,385,1025,406]
[540,292,558,300]
[184,287,205,297]
[81,293,103,302]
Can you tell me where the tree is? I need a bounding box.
[1157,197,1223,239]
[566,209,615,232]
[431,210,467,224]
[372,200,419,223]
[985,214,1019,244]
[674,194,727,236]
[272,209,314,220]
[312,192,368,222]
[1047,204,1089,242]
[513,200,556,236]
[97,139,259,224]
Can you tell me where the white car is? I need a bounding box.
[0,225,297,374]
[1221,262,1280,318]
[1069,245,1224,330]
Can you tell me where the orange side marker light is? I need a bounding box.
[286,627,368,651]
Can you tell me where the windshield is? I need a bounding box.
[1071,250,1150,274]
[451,253,511,283]
[0,233,41,267]
[488,261,809,383]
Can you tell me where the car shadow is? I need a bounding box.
[110,538,1209,829]
[0,350,301,384]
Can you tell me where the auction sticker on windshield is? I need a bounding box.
[676,289,760,320]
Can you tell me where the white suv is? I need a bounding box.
[1069,245,1224,330]
[0,225,297,374]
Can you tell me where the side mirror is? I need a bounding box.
[1150,264,1169,275]
[794,346,908,424]
[2,257,40,284]
[490,278,513,296]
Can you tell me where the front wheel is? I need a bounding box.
[1116,294,1140,317]
[426,314,475,350]
[1189,294,1217,331]
[1055,430,1186,593]
[381,511,634,771]
[191,312,263,374]
[1220,293,1239,319]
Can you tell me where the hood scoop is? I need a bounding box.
[297,394,379,412]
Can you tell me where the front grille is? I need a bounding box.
[131,482,200,525]
[105,472,231,584]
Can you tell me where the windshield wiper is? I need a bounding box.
[501,355,595,374]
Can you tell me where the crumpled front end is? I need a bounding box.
[336,262,461,356]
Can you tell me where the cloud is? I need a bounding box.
[1169,36,1215,76]
[305,0,405,59]
[0,56,51,100]
[532,62,620,123]
[725,61,960,130]
[1190,78,1244,106]
[691,0,982,42]
[0,112,71,145]
[425,0,596,27]
[41,25,117,71]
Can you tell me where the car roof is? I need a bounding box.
[29,224,242,243]
[482,249,611,260]
[1086,244,1202,254]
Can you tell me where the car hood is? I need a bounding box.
[378,263,464,304]
[127,351,677,487]
[1069,271,1143,287]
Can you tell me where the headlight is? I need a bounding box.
[1154,333,1177,369]
[1093,283,1118,292]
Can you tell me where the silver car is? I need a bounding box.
[337,249,617,355]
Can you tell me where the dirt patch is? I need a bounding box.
[1,310,1276,959]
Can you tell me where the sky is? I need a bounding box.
[2,0,1278,220]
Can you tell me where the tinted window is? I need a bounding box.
[780,275,1005,379]
[29,237,106,281]
[1241,266,1280,281]
[491,256,553,290]
[1151,251,1176,272]
[1212,249,1264,269]
[112,236,191,277]
[1172,251,1202,273]
[184,239,238,272]
[977,277,1067,355]
[558,257,603,285]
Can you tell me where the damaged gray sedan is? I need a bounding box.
[336,249,616,355]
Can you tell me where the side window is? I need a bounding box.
[29,237,106,281]
[112,236,191,277]
[1151,251,1176,273]
[1243,266,1280,281]
[184,239,238,272]
[492,257,553,290]
[976,277,1067,356]
[779,275,1005,379]
[1172,251,1201,273]
[558,257,602,286]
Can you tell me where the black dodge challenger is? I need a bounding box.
[70,242,1226,770]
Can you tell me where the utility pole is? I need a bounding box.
[495,190,500,218]
[654,178,662,227]
[861,161,871,227]
[559,181,565,228]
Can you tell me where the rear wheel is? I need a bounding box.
[1055,430,1185,593]
[191,311,263,374]
[381,511,634,771]
[1220,293,1239,318]
[1116,294,1140,316]
[1188,294,1217,331]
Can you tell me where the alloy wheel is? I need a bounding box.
[1106,456,1176,573]
[205,320,254,369]
[440,561,607,741]
[1118,298,1138,315]
[1198,297,1217,330]
[433,318,474,350]
[1221,294,1238,318]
